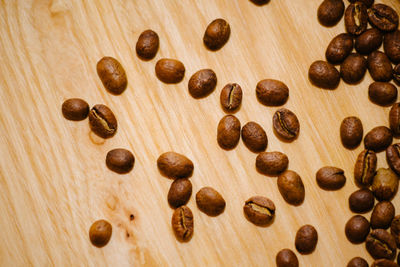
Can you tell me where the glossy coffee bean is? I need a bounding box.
[308,60,340,89]
[241,122,268,152]
[89,219,112,247]
[370,201,395,229]
[384,30,400,64]
[106,148,135,174]
[366,229,397,260]
[340,116,363,148]
[97,57,127,95]
[276,249,299,267]
[354,149,377,187]
[295,225,318,254]
[345,2,368,35]
[368,82,397,106]
[371,259,398,267]
[171,206,194,242]
[390,215,400,248]
[220,83,242,112]
[325,33,354,64]
[157,152,194,179]
[355,28,383,55]
[155,58,185,84]
[135,29,159,60]
[188,69,217,98]
[372,168,399,201]
[196,187,226,216]
[364,126,393,152]
[349,189,375,213]
[368,51,393,82]
[256,151,289,176]
[386,144,400,175]
[316,166,346,190]
[217,115,241,150]
[89,104,118,139]
[256,79,289,106]
[368,4,399,32]
[389,103,400,136]
[345,215,370,244]
[273,108,300,141]
[277,170,305,206]
[168,179,192,208]
[340,53,367,84]
[62,98,89,121]
[317,0,345,27]
[203,18,230,51]
[347,257,369,267]
[243,196,275,226]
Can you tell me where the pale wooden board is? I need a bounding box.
[1,0,400,266]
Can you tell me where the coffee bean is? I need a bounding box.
[97,57,127,95]
[241,122,268,152]
[354,149,377,187]
[89,219,112,248]
[364,126,393,152]
[345,3,368,35]
[276,248,299,267]
[168,179,192,208]
[390,215,400,248]
[318,0,345,27]
[368,51,393,82]
[88,104,118,138]
[347,257,369,267]
[157,152,194,179]
[371,259,399,267]
[220,83,242,112]
[155,58,185,83]
[355,28,383,55]
[217,115,241,150]
[368,4,399,32]
[203,18,230,51]
[340,53,367,84]
[369,82,398,106]
[256,151,289,176]
[135,30,159,60]
[371,201,395,229]
[384,30,400,64]
[308,60,340,89]
[316,166,346,190]
[256,79,289,106]
[366,229,397,260]
[394,64,400,84]
[349,189,375,213]
[243,196,275,226]
[171,206,194,242]
[345,215,370,244]
[250,0,270,5]
[325,33,354,64]
[389,103,400,136]
[188,69,217,98]
[273,108,300,141]
[340,116,363,148]
[196,187,226,216]
[62,98,89,121]
[277,170,305,206]
[295,225,318,254]
[387,144,400,175]
[348,0,373,8]
[106,149,135,174]
[372,168,399,201]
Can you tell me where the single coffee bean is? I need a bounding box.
[256,79,289,106]
[88,104,118,139]
[196,187,226,216]
[368,4,399,32]
[155,58,185,83]
[372,168,399,201]
[348,0,374,8]
[340,53,367,84]
[171,206,194,242]
[354,149,377,187]
[276,248,299,267]
[203,18,230,51]
[62,98,89,121]
[277,170,305,206]
[325,33,354,64]
[135,29,159,60]
[97,57,127,95]
[308,60,340,89]
[243,196,275,226]
[355,28,383,55]
[347,257,369,267]
[340,116,363,148]
[217,115,241,150]
[168,178,192,208]
[387,144,400,175]
[89,219,112,248]
[295,225,318,254]
[106,148,135,174]
[157,152,194,179]
[316,166,346,190]
[318,0,345,27]
[188,69,217,98]
[384,30,400,64]
[394,64,400,84]
[366,229,397,260]
[371,201,395,229]
[389,103,400,136]
[256,151,289,176]
[345,3,368,35]
[368,51,393,82]
[345,215,370,244]
[220,83,242,112]
[391,215,400,248]
[364,126,393,152]
[369,82,398,106]
[349,189,375,213]
[241,121,268,153]
[273,108,300,141]
[371,259,399,267]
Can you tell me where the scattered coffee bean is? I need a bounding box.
[372,168,399,201]
[256,79,289,106]
[106,148,135,174]
[203,18,230,51]
[243,196,275,226]
[135,29,159,60]
[368,4,399,32]
[88,104,118,139]
[89,219,112,248]
[273,108,300,141]
[364,126,393,152]
[349,189,375,213]
[389,103,400,136]
[325,33,354,64]
[157,152,194,179]
[354,149,377,187]
[97,57,127,95]
[384,30,400,64]
[168,178,192,208]
[366,229,397,260]
[171,206,194,242]
[369,82,398,106]
[387,144,400,175]
[394,64,400,84]
[317,0,345,27]
[188,69,217,98]
[155,58,185,83]
[355,28,383,55]
[348,0,373,8]
[345,215,370,244]
[368,51,393,82]
[347,257,369,267]
[196,187,226,216]
[256,151,289,176]
[217,115,241,150]
[276,248,299,267]
[345,3,368,35]
[295,224,318,254]
[241,121,268,152]
[308,60,340,89]
[220,83,242,112]
[277,170,305,206]
[340,53,367,84]
[62,98,89,121]
[340,116,363,148]
[316,166,346,190]
[371,259,398,267]
[371,201,395,229]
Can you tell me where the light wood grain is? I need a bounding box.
[1,0,400,266]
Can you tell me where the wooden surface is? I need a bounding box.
[1,0,400,266]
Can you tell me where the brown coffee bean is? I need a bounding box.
[256,79,289,106]
[196,187,226,216]
[171,206,194,242]
[368,51,393,82]
[277,170,305,206]
[157,152,194,179]
[62,98,89,121]
[345,215,371,244]
[168,179,192,208]
[325,33,354,64]
[97,57,127,95]
[354,149,377,187]
[217,115,241,150]
[340,116,363,148]
[390,215,400,248]
[366,229,397,260]
[348,0,374,8]
[347,257,369,267]
[276,248,299,267]
[345,3,368,35]
[372,168,399,201]
[369,82,398,106]
[135,30,159,60]
[203,18,230,51]
[241,122,268,153]
[243,196,275,226]
[390,103,400,136]
[340,53,367,84]
[155,58,185,83]
[371,201,395,229]
[384,30,400,64]
[316,166,346,190]
[88,104,118,139]
[349,189,375,213]
[355,28,383,55]
[364,126,393,152]
[318,0,345,27]
[256,151,289,176]
[106,148,135,174]
[220,83,242,112]
[295,225,318,254]
[387,144,400,175]
[89,219,112,248]
[188,69,217,98]
[308,60,340,89]
[273,108,300,141]
[368,4,399,32]
[371,259,398,267]
[394,64,400,84]
[250,0,270,5]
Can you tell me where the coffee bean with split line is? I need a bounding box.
[220,83,242,112]
[345,2,368,35]
[366,229,397,260]
[368,4,399,32]
[89,104,118,139]
[386,144,400,175]
[171,206,194,242]
[273,108,300,141]
[354,149,377,187]
[243,196,275,226]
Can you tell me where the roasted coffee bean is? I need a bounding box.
[155,58,185,83]
[372,168,399,201]
[368,4,399,32]
[317,0,345,27]
[316,166,346,190]
[106,149,135,174]
[256,151,289,176]
[89,219,112,248]
[394,64,400,84]
[308,60,340,89]
[241,122,268,152]
[371,201,395,229]
[349,189,375,213]
[89,104,118,139]
[390,103,400,136]
[390,215,400,248]
[273,108,300,141]
[203,18,230,51]
[295,225,318,254]
[384,30,400,64]
[368,51,393,82]
[354,149,377,187]
[325,33,354,64]
[256,79,289,106]
[345,3,368,35]
[157,152,194,179]
[62,98,89,121]
[277,170,305,206]
[135,30,159,60]
[276,248,299,267]
[371,259,399,267]
[250,0,270,5]
[340,53,367,84]
[243,196,275,226]
[347,257,369,267]
[340,116,363,148]
[387,144,400,175]
[217,115,241,150]
[366,229,397,260]
[196,187,226,216]
[369,82,398,106]
[188,69,217,98]
[97,57,127,95]
[348,0,374,8]
[364,126,393,152]
[355,28,383,55]
[220,83,242,112]
[345,215,371,244]
[171,206,194,242]
[168,179,192,208]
